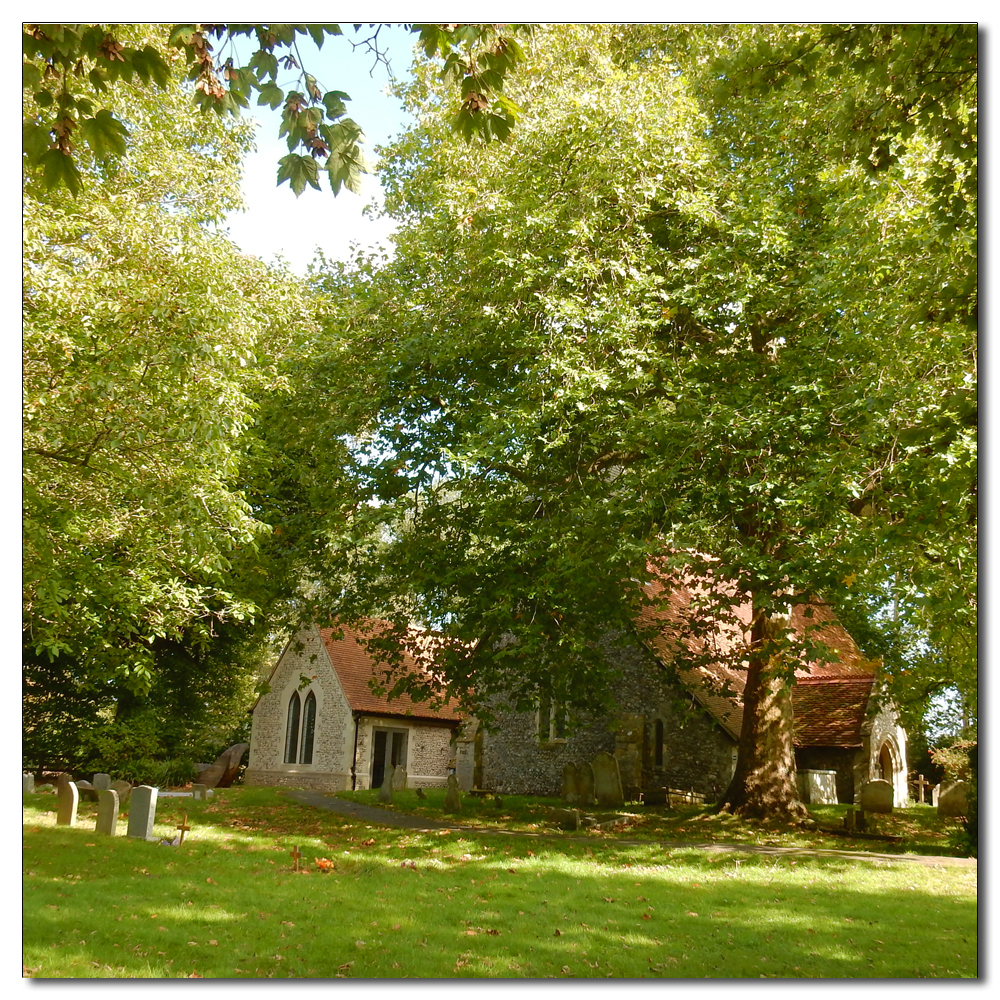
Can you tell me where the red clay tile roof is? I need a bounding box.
[792,676,873,747]
[319,623,464,724]
[635,562,875,744]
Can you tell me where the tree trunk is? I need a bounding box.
[716,603,807,822]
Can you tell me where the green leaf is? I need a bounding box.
[79,110,130,161]
[38,148,82,196]
[277,153,322,196]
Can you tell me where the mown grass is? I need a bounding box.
[23,787,977,979]
[336,787,967,856]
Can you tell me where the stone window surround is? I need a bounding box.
[536,695,568,746]
[276,678,325,772]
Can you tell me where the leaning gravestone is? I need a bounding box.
[96,789,120,837]
[93,773,112,791]
[444,774,462,813]
[391,766,408,792]
[937,780,969,818]
[195,743,250,790]
[378,766,394,804]
[859,778,894,814]
[56,775,79,827]
[579,761,596,807]
[561,762,580,805]
[592,751,624,809]
[23,773,34,794]
[75,779,99,803]
[111,779,132,805]
[127,785,159,840]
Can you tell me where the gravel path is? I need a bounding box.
[282,789,977,869]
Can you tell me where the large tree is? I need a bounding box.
[282,24,975,819]
[23,25,315,755]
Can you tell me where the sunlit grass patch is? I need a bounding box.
[23,787,976,978]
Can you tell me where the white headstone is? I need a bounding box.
[96,789,120,836]
[127,785,159,840]
[56,775,79,827]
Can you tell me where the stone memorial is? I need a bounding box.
[56,775,79,827]
[192,783,209,801]
[859,778,894,814]
[93,773,112,791]
[561,762,580,805]
[642,786,668,807]
[546,806,580,830]
[96,789,120,837]
[111,779,132,805]
[937,780,969,818]
[796,769,839,805]
[378,766,394,804]
[444,773,462,813]
[23,773,34,793]
[195,743,249,789]
[578,761,596,807]
[391,766,408,792]
[75,779,99,803]
[592,751,624,809]
[127,785,159,840]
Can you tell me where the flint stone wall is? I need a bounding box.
[246,626,354,790]
[481,632,736,799]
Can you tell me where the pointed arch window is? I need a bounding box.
[283,692,301,764]
[299,691,317,765]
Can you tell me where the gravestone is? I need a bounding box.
[96,789,120,837]
[561,762,580,805]
[111,779,132,805]
[127,785,159,840]
[75,779,99,802]
[93,773,112,791]
[578,762,596,807]
[592,751,624,809]
[796,769,838,805]
[444,774,462,813]
[378,766,394,804]
[642,786,668,807]
[56,775,79,827]
[23,773,34,793]
[391,766,408,792]
[860,778,894,814]
[546,806,580,830]
[195,743,249,789]
[937,780,968,818]
[192,783,209,801]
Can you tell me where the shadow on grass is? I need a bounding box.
[23,790,977,979]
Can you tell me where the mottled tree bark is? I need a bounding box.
[716,605,808,821]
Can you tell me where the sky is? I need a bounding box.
[219,24,418,274]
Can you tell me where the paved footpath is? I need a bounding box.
[283,790,977,870]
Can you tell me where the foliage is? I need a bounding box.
[280,24,974,819]
[23,22,533,197]
[22,24,317,763]
[22,788,978,978]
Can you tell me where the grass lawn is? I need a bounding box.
[23,787,977,979]
[336,787,968,856]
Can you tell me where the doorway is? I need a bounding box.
[371,728,408,788]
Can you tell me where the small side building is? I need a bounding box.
[245,623,463,792]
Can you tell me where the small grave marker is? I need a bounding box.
[96,789,119,837]
[56,775,79,827]
[290,845,302,871]
[177,814,191,846]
